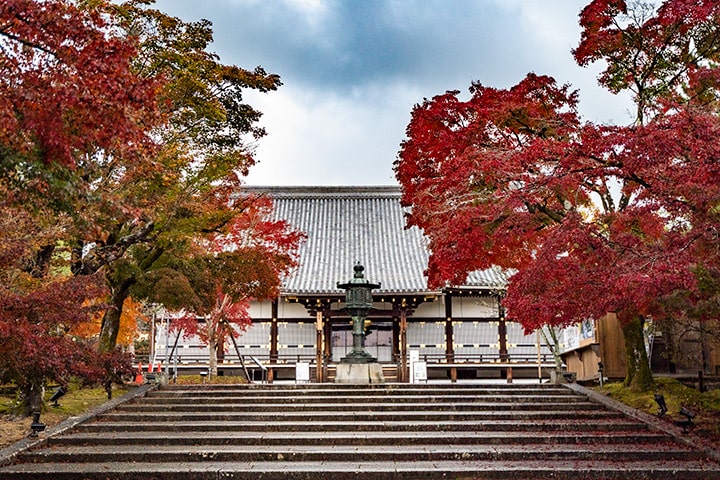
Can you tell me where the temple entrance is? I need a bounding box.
[330,320,393,362]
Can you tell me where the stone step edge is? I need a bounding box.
[142,392,587,403]
[2,459,719,479]
[47,431,671,446]
[119,401,598,409]
[95,412,624,422]
[18,448,702,464]
[75,421,650,433]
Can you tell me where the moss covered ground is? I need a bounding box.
[0,382,130,447]
[595,377,720,446]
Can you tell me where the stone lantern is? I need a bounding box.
[335,263,385,383]
[337,263,380,363]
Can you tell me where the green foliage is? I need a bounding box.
[134,266,202,311]
[133,338,150,356]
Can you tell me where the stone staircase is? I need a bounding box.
[1,383,719,479]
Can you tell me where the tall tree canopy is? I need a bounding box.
[0,0,290,412]
[73,1,285,352]
[394,0,720,390]
[0,0,160,412]
[0,0,160,170]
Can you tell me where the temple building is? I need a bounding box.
[152,186,555,382]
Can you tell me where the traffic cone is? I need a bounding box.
[147,363,154,373]
[134,364,143,383]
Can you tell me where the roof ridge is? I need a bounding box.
[241,185,401,197]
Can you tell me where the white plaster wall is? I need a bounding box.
[279,301,312,318]
[248,300,270,318]
[452,296,498,318]
[413,300,444,318]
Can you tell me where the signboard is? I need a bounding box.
[563,325,580,352]
[412,361,427,383]
[295,362,310,383]
[409,349,420,383]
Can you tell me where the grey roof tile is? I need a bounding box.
[243,186,510,295]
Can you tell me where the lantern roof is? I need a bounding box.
[337,263,381,290]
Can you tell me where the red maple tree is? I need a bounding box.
[0,0,161,169]
[395,0,720,390]
[0,0,164,413]
[162,194,304,376]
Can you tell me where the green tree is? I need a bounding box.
[64,1,283,352]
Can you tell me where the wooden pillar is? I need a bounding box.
[323,318,332,380]
[445,291,456,383]
[316,310,324,383]
[498,303,508,361]
[444,291,454,362]
[268,299,278,384]
[399,308,408,382]
[392,316,400,363]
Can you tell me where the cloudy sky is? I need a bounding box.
[153,0,635,186]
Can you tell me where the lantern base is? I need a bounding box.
[340,349,377,364]
[334,362,385,384]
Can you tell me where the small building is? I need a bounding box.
[152,186,556,381]
[559,314,627,382]
[649,318,720,377]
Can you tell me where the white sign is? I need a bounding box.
[409,349,420,383]
[412,361,427,383]
[295,362,310,383]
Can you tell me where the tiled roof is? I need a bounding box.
[244,186,510,295]
[465,265,514,290]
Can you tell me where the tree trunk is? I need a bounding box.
[22,382,44,417]
[208,340,218,377]
[99,280,132,353]
[622,316,654,392]
[540,326,563,374]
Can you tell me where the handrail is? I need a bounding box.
[247,355,268,384]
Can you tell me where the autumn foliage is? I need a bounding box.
[70,297,144,347]
[395,0,720,388]
[0,0,288,412]
[153,194,304,376]
[0,0,160,169]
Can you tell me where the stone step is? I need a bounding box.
[2,459,719,480]
[47,429,672,447]
[96,408,622,423]
[18,443,702,464]
[138,393,587,404]
[3,383,718,479]
[149,385,575,397]
[78,418,647,433]
[116,400,602,412]
[159,382,565,389]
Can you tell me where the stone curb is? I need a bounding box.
[0,383,156,467]
[563,382,720,462]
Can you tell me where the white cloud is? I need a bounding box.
[243,81,421,186]
[154,0,637,186]
[281,0,330,28]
